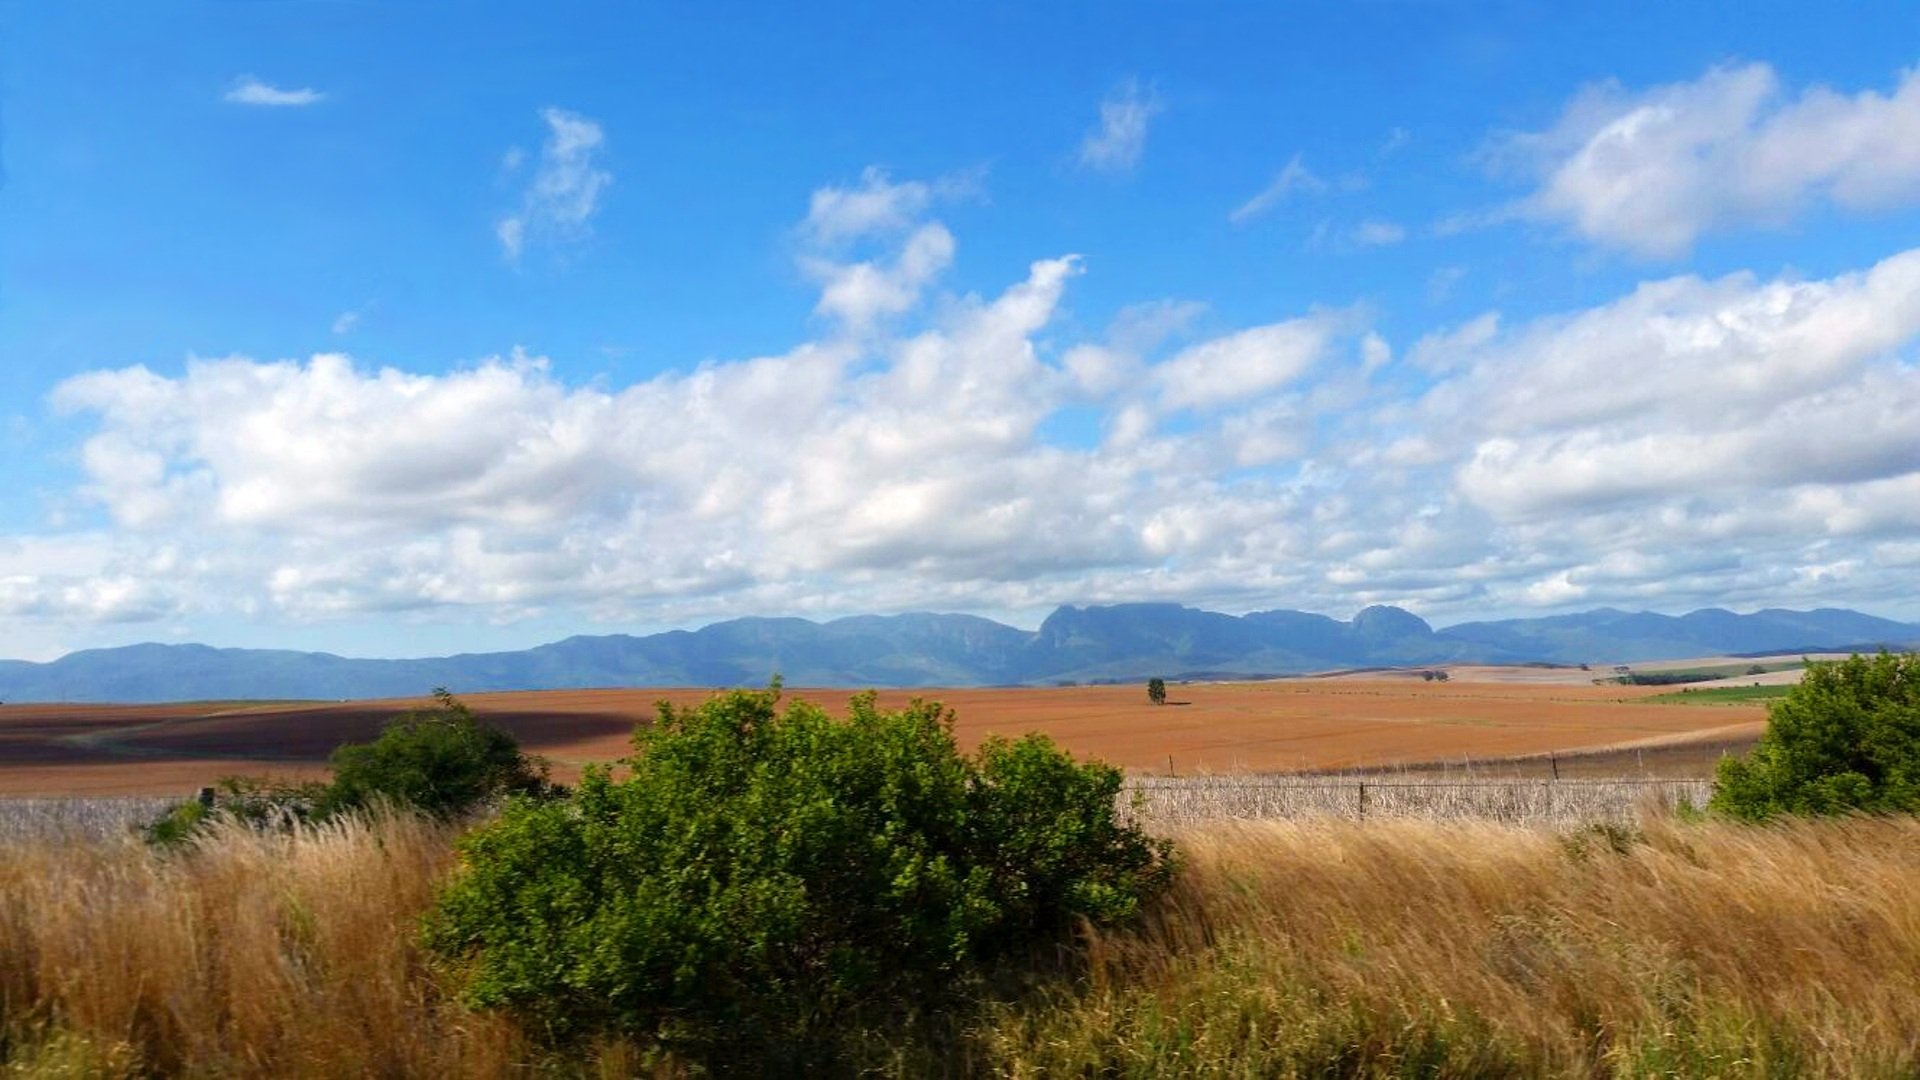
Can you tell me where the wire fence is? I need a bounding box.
[1122,775,1712,826]
[0,778,1715,843]
[0,797,176,844]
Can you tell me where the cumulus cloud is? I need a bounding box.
[799,167,979,246]
[497,108,612,261]
[1499,62,1920,257]
[1078,79,1161,173]
[1152,312,1353,412]
[14,183,1920,644]
[223,76,323,107]
[793,168,981,331]
[1365,247,1920,618]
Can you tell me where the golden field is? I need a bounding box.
[0,671,1765,795]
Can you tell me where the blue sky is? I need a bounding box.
[4,3,1920,660]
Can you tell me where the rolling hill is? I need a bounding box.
[3,604,1916,703]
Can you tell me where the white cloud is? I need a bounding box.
[496,108,612,261]
[1394,248,1920,600]
[15,193,1920,644]
[793,168,983,331]
[330,309,363,335]
[223,76,323,107]
[800,167,980,246]
[1230,154,1327,223]
[806,224,956,329]
[1078,79,1162,173]
[1351,220,1406,247]
[1151,312,1351,412]
[1500,62,1920,257]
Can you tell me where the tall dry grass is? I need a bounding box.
[0,813,535,1078]
[980,815,1920,1077]
[3,805,1918,1076]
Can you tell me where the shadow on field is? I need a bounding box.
[116,707,641,762]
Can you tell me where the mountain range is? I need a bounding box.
[3,604,1916,704]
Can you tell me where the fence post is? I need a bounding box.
[1549,751,1560,781]
[1357,780,1368,821]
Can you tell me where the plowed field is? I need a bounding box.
[0,673,1767,796]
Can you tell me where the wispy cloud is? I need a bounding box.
[331,303,376,336]
[223,76,324,107]
[1078,79,1162,173]
[497,108,612,262]
[1351,219,1406,247]
[1230,154,1327,223]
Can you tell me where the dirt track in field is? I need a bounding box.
[0,673,1768,796]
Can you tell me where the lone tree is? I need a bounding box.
[1147,677,1167,705]
[1711,652,1920,820]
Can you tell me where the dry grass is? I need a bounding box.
[0,814,534,1078]
[3,805,1918,1076]
[981,815,1920,1077]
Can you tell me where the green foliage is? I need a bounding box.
[141,798,211,848]
[314,689,554,820]
[423,685,1172,1064]
[1711,652,1920,820]
[144,691,550,846]
[1649,684,1792,705]
[1147,677,1167,705]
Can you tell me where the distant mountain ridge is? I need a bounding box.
[3,604,1916,704]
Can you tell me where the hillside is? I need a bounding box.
[2,604,1914,703]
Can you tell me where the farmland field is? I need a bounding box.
[0,669,1768,795]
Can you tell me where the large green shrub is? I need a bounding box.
[422,685,1171,1063]
[1711,652,1920,820]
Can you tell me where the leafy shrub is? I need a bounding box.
[142,797,212,848]
[423,685,1172,1064]
[145,691,551,845]
[1711,652,1920,820]
[313,689,555,819]
[143,775,329,846]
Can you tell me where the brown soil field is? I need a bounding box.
[0,674,1767,796]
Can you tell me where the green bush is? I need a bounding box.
[144,690,551,845]
[314,688,555,819]
[422,684,1172,1064]
[142,797,212,847]
[1711,652,1920,820]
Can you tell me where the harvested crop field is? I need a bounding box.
[0,672,1767,796]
